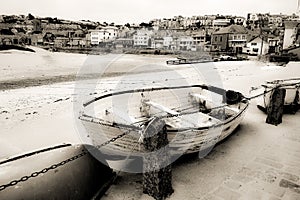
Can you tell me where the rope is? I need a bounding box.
[266,78,300,83]
[245,81,300,101]
[245,88,275,101]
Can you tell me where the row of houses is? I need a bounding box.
[113,25,281,55]
[210,25,282,55]
[0,14,98,47]
[0,23,292,56]
[1,13,300,56]
[247,13,299,27]
[149,13,298,31]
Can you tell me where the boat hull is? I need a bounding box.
[80,103,248,158]
[79,85,249,159]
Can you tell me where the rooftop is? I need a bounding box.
[213,25,248,35]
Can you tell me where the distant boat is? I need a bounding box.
[252,78,300,113]
[166,55,248,65]
[79,85,249,158]
[166,57,214,65]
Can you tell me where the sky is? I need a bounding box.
[0,0,298,24]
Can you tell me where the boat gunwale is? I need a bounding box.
[83,84,227,107]
[80,100,249,133]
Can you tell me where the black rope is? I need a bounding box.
[245,88,275,101]
[245,81,300,101]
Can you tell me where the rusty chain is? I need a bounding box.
[95,130,131,149]
[0,129,132,192]
[0,150,87,191]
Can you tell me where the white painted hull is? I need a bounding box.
[81,107,247,156]
[80,85,249,158]
[253,79,300,110]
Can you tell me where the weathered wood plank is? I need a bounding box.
[266,88,286,126]
[142,117,173,200]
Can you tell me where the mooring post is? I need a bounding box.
[266,88,286,126]
[290,89,299,114]
[142,117,173,200]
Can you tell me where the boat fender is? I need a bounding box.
[226,90,243,105]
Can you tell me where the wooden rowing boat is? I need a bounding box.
[79,85,249,158]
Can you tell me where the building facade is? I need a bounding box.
[133,30,152,47]
[211,25,248,53]
[243,36,269,55]
[176,36,194,51]
[213,19,231,28]
[90,26,118,45]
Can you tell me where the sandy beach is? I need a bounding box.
[1,48,300,199]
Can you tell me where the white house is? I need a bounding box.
[133,30,153,47]
[243,36,269,55]
[90,26,118,45]
[192,30,207,44]
[176,36,194,51]
[268,15,283,27]
[163,36,174,49]
[213,19,231,28]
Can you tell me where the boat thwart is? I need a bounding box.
[79,85,249,158]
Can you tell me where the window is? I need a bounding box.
[253,48,259,52]
[251,43,257,46]
[220,36,222,42]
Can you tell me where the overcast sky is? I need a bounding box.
[1,0,298,24]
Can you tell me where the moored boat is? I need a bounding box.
[79,85,249,158]
[166,57,214,65]
[252,78,300,113]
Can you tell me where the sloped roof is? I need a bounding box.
[213,25,248,35]
[247,36,267,43]
[246,32,280,43]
